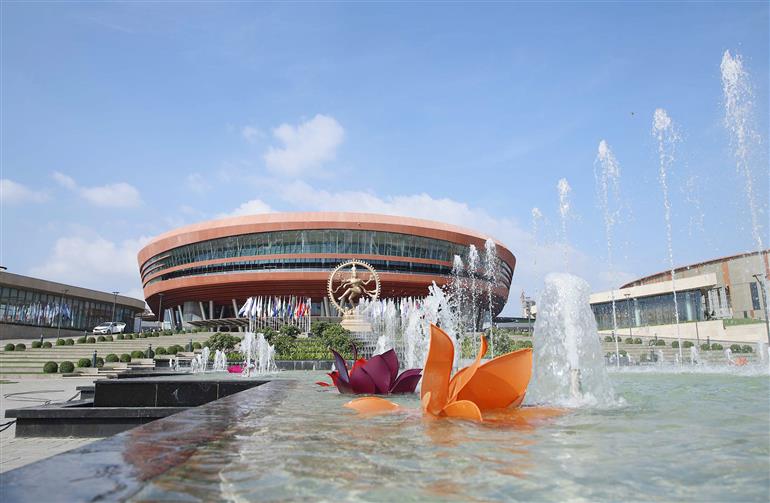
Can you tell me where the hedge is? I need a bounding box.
[105,335,113,341]
[42,341,52,348]
[86,337,96,343]
[125,334,134,340]
[4,343,14,351]
[77,358,91,368]
[59,361,75,373]
[32,340,42,349]
[14,343,26,351]
[56,339,66,346]
[155,347,167,355]
[130,350,145,359]
[95,357,105,368]
[66,338,74,345]
[120,353,132,363]
[77,336,87,343]
[116,334,125,340]
[105,353,119,362]
[192,342,202,350]
[43,361,58,374]
[97,336,106,342]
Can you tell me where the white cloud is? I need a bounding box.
[185,173,210,193]
[0,179,48,204]
[241,125,263,144]
[53,171,142,208]
[217,199,273,218]
[29,232,150,301]
[263,114,344,176]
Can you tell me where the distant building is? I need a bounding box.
[0,272,145,340]
[520,291,536,319]
[590,250,769,343]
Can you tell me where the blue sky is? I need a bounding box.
[1,2,768,313]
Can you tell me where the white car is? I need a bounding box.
[93,322,127,335]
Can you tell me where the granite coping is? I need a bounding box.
[0,379,297,502]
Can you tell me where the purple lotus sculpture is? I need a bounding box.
[317,348,422,395]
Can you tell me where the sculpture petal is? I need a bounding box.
[351,358,368,374]
[389,372,422,394]
[344,397,400,414]
[379,349,399,384]
[316,381,332,387]
[360,355,393,394]
[457,348,533,411]
[349,367,376,394]
[441,400,483,422]
[447,334,488,403]
[421,324,455,415]
[330,349,350,384]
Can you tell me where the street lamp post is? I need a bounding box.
[157,293,165,331]
[111,291,120,322]
[751,273,770,347]
[56,288,70,340]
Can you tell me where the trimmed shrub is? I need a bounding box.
[155,347,167,355]
[130,350,145,359]
[730,344,742,353]
[77,336,87,343]
[77,358,91,368]
[43,361,58,374]
[192,342,202,350]
[162,329,173,336]
[105,335,113,341]
[59,361,75,373]
[105,353,119,362]
[86,337,96,343]
[138,333,147,339]
[700,343,710,351]
[310,320,330,338]
[655,340,666,346]
[671,341,679,348]
[42,341,52,348]
[120,353,131,363]
[4,343,14,351]
[604,336,613,342]
[280,324,301,337]
[116,334,124,340]
[125,334,134,340]
[205,333,241,352]
[56,339,66,346]
[742,345,753,353]
[711,343,723,350]
[682,341,694,348]
[32,340,42,348]
[320,324,352,353]
[66,338,74,345]
[625,337,634,344]
[95,357,105,368]
[14,343,26,351]
[619,349,628,356]
[634,337,643,344]
[97,336,106,342]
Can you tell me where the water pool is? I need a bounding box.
[129,370,769,502]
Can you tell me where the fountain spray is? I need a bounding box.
[595,140,623,367]
[721,50,770,349]
[467,245,480,351]
[484,238,499,355]
[652,108,683,363]
[557,178,572,270]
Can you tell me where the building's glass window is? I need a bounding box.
[750,282,761,310]
[140,228,513,287]
[592,290,704,331]
[0,286,141,332]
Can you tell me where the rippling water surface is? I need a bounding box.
[133,370,769,502]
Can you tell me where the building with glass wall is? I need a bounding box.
[137,212,516,327]
[589,250,769,343]
[0,272,146,340]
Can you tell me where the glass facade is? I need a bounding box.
[0,286,140,332]
[141,229,513,287]
[592,290,704,331]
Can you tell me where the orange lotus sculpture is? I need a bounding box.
[346,324,533,421]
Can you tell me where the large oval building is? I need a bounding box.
[137,212,516,327]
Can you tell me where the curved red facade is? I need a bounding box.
[137,212,516,320]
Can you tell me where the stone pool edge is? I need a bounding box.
[0,379,298,502]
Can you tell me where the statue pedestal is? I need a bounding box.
[340,313,372,333]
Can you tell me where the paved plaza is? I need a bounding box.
[0,377,101,473]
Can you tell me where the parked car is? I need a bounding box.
[92,322,127,335]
